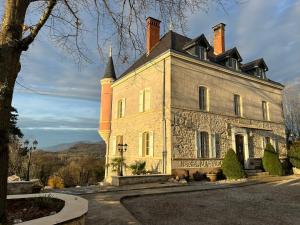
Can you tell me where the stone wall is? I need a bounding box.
[170,54,286,171]
[171,108,287,169]
[106,54,172,181]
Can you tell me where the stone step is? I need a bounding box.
[245,170,269,177]
[245,169,263,174]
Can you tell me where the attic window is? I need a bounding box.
[256,68,266,79]
[227,58,238,70]
[199,46,207,60]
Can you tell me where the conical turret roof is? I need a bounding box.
[103,48,116,80]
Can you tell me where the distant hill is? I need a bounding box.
[40,141,106,159]
[44,141,97,152]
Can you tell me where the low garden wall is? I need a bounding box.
[7,193,88,225]
[111,174,172,186]
[7,179,41,195]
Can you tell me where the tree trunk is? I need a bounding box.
[0,0,30,223]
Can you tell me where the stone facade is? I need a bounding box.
[170,54,286,172]
[171,107,286,171]
[105,55,172,181]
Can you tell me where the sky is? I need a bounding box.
[9,0,300,148]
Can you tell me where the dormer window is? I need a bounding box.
[199,46,207,60]
[227,58,238,70]
[256,68,266,79]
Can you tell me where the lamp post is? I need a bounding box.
[23,139,38,181]
[117,143,128,176]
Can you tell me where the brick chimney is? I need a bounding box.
[146,17,161,55]
[213,23,226,55]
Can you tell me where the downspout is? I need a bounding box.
[162,59,167,174]
[104,137,110,179]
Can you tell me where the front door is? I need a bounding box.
[235,134,244,167]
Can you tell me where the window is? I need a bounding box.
[262,136,270,150]
[256,68,265,79]
[139,88,151,112]
[262,101,269,120]
[262,137,278,152]
[117,98,125,118]
[199,46,206,60]
[228,58,238,70]
[139,131,154,157]
[234,94,241,116]
[196,131,209,158]
[211,133,221,158]
[199,86,207,111]
[143,132,150,156]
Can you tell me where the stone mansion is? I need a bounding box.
[99,17,287,181]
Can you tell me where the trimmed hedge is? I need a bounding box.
[262,143,283,176]
[221,149,245,179]
[289,146,300,169]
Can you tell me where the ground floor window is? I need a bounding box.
[139,131,154,157]
[262,136,277,152]
[196,132,221,158]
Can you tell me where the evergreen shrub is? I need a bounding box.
[221,149,245,179]
[262,143,283,176]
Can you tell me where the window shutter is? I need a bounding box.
[139,90,144,112]
[215,134,221,158]
[112,136,116,155]
[210,134,216,158]
[145,88,151,111]
[138,132,143,157]
[149,131,154,157]
[122,98,126,117]
[195,131,200,158]
[115,101,119,119]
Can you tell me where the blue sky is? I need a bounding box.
[11,0,300,148]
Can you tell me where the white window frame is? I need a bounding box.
[117,98,126,118]
[139,88,151,112]
[139,131,154,157]
[196,131,210,158]
[199,86,209,111]
[262,101,270,121]
[234,94,243,117]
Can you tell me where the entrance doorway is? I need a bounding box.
[235,134,244,167]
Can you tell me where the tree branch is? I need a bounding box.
[21,0,57,51]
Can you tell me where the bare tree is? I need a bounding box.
[0,0,230,222]
[283,82,300,147]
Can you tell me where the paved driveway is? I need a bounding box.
[122,177,300,225]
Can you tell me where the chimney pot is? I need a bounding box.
[146,17,161,55]
[213,23,226,55]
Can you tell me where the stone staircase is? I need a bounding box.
[245,169,270,177]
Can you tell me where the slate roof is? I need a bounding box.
[117,30,283,87]
[103,56,117,80]
[241,58,269,71]
[214,47,243,62]
[182,34,211,50]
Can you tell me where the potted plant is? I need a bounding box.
[206,171,217,182]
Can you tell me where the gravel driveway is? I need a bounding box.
[122,178,300,225]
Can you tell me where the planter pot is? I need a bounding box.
[207,173,217,182]
[292,167,300,175]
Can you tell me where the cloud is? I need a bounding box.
[22,127,97,131]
